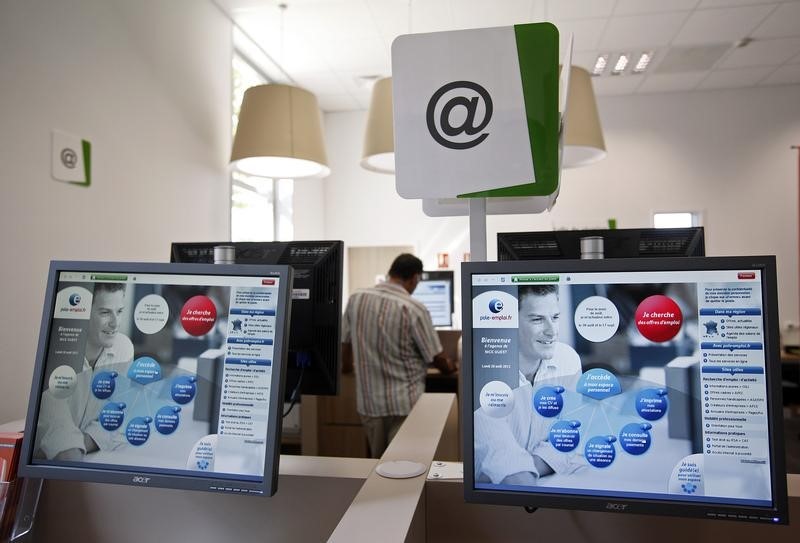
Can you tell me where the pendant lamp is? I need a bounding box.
[562,66,606,168]
[360,77,394,174]
[231,83,330,179]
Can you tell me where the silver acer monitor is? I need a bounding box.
[20,261,293,497]
[461,256,788,524]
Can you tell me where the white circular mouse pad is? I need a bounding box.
[375,460,427,479]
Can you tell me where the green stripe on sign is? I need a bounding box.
[80,139,91,187]
[511,275,559,283]
[457,22,560,199]
[91,274,127,281]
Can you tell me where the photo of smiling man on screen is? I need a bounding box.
[35,283,133,461]
[474,285,584,486]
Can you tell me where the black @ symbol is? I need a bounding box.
[426,81,493,150]
[61,148,78,169]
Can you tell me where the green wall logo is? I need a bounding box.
[52,129,91,187]
[393,23,559,200]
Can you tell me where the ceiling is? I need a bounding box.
[216,0,800,112]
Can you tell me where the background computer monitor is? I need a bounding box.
[461,256,788,523]
[412,270,455,328]
[20,261,293,496]
[497,227,705,260]
[170,241,343,401]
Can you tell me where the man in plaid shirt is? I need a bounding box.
[342,254,456,457]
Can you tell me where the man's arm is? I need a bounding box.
[84,432,99,453]
[500,452,554,485]
[501,471,539,486]
[53,448,83,461]
[474,407,540,484]
[37,390,86,460]
[432,352,456,375]
[53,434,98,460]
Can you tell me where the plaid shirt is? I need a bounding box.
[342,281,442,417]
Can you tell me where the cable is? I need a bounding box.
[209,0,297,85]
[282,366,305,418]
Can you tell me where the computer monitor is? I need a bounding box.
[497,227,705,260]
[20,261,293,496]
[462,256,788,523]
[412,270,455,328]
[170,241,343,400]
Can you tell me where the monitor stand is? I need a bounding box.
[4,477,43,541]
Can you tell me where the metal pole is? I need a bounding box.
[469,198,487,262]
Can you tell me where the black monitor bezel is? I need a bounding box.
[19,260,293,497]
[169,240,344,399]
[497,227,706,260]
[416,270,456,328]
[461,256,788,524]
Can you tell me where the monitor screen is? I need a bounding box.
[412,270,455,328]
[497,227,705,260]
[170,241,343,400]
[20,261,293,496]
[462,256,788,523]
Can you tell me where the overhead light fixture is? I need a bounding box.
[592,54,608,76]
[612,54,629,75]
[230,84,330,179]
[361,0,415,174]
[562,66,606,168]
[633,51,653,73]
[361,76,395,174]
[230,2,329,179]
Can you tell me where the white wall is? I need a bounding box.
[294,177,327,240]
[0,0,232,421]
[322,85,800,328]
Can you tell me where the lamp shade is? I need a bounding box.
[361,77,395,174]
[562,66,606,168]
[231,84,330,179]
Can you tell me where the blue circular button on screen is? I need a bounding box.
[155,406,181,435]
[585,435,616,468]
[533,386,565,418]
[576,368,622,400]
[635,388,668,421]
[171,376,197,405]
[128,357,162,385]
[99,402,126,431]
[126,416,152,446]
[619,422,652,455]
[548,420,581,452]
[91,371,118,400]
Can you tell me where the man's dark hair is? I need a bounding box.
[94,283,125,296]
[388,253,423,280]
[519,284,558,301]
